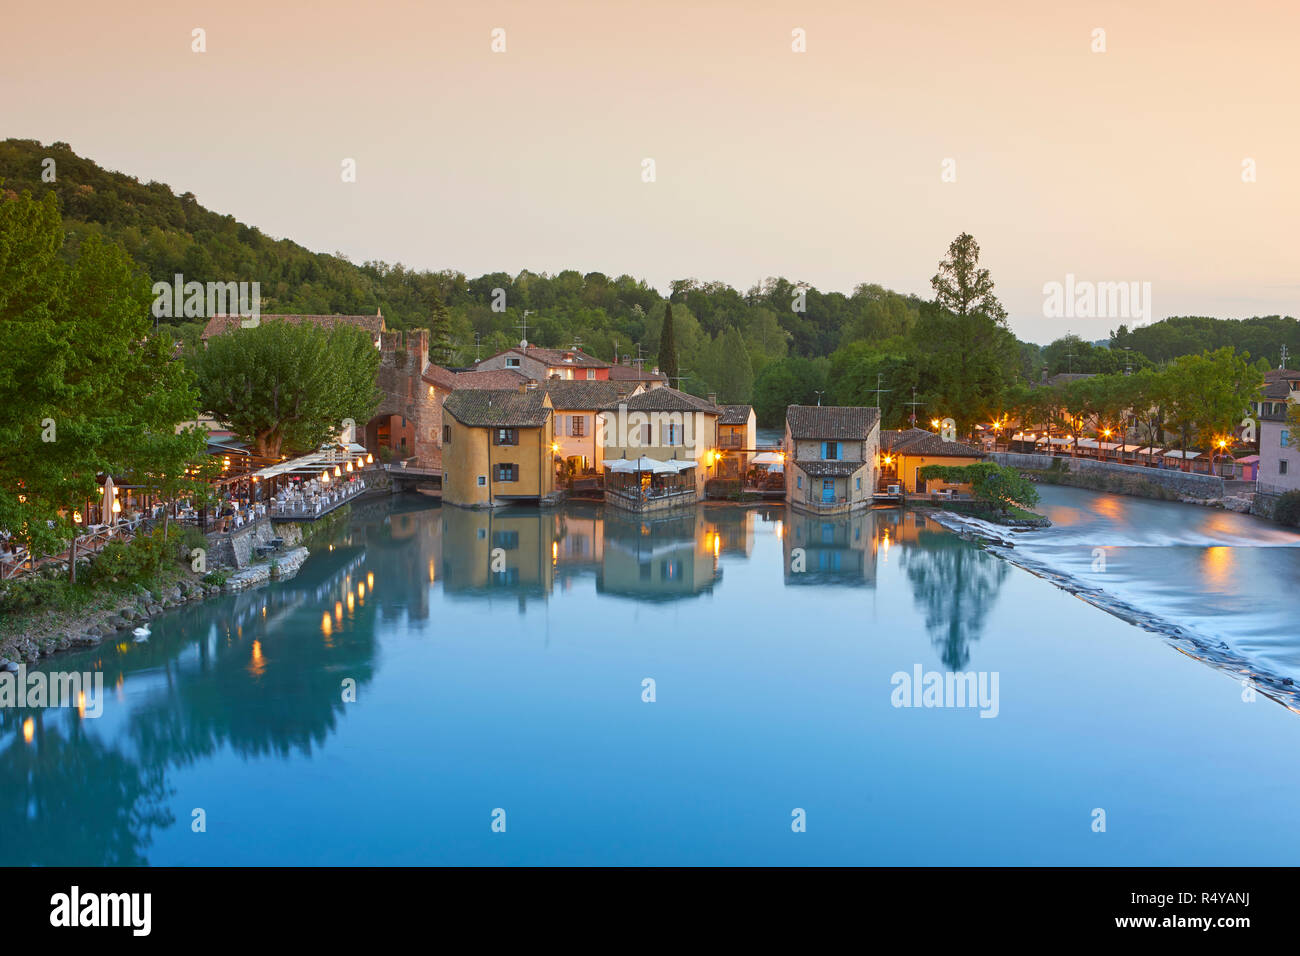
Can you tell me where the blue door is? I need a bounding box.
[822,478,834,503]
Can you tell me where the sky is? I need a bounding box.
[3,0,1297,343]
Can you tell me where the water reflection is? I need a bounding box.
[0,497,1012,864]
[899,524,1010,670]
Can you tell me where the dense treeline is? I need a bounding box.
[3,139,1293,429]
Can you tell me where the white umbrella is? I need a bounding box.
[101,476,115,526]
[751,452,784,465]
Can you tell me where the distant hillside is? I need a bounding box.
[0,138,449,328]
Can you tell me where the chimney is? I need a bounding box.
[518,382,529,394]
[707,392,717,406]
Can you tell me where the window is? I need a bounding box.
[443,425,451,443]
[492,530,519,549]
[1281,460,1289,475]
[494,464,519,482]
[1282,429,1290,447]
[666,423,679,446]
[494,428,518,446]
[506,357,520,368]
[641,424,652,445]
[571,415,585,437]
[797,475,803,489]
[586,369,595,380]
[477,476,486,487]
[822,441,840,460]
[855,476,862,491]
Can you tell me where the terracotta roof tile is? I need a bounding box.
[882,427,983,457]
[442,389,552,428]
[200,313,385,340]
[786,405,879,440]
[600,386,720,414]
[719,404,752,426]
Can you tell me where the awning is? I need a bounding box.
[1164,449,1201,460]
[751,452,784,465]
[605,456,694,475]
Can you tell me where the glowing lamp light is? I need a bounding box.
[551,442,560,454]
[346,461,354,472]
[931,419,941,429]
[334,466,342,477]
[22,718,34,744]
[366,453,373,464]
[73,510,82,524]
[112,499,121,514]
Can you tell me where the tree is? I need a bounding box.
[751,357,830,427]
[930,232,1007,322]
[917,236,1020,434]
[191,321,383,458]
[715,326,753,402]
[0,190,207,566]
[657,302,679,384]
[428,298,454,366]
[919,462,1040,514]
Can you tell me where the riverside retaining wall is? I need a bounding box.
[991,453,1226,498]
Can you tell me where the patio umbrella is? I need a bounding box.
[101,476,115,526]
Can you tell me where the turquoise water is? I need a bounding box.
[4,491,1300,866]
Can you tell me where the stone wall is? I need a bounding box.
[991,452,1226,498]
[372,328,441,468]
[204,518,303,570]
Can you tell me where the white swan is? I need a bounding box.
[132,625,151,641]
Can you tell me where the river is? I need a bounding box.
[3,489,1299,865]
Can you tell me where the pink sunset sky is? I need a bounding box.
[3,0,1296,343]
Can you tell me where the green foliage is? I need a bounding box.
[85,526,173,585]
[0,187,207,559]
[189,320,383,457]
[919,462,1040,512]
[930,232,1007,321]
[202,569,229,587]
[1273,491,1300,527]
[428,298,454,366]
[752,356,830,427]
[1113,315,1300,367]
[658,302,678,384]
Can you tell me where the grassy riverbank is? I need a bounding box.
[0,525,225,664]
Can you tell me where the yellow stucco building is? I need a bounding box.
[441,387,558,508]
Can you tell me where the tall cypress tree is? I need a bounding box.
[429,299,454,366]
[658,302,679,384]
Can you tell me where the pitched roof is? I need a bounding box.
[421,364,459,392]
[495,345,611,369]
[1262,379,1292,400]
[882,427,983,458]
[442,389,552,428]
[785,405,879,440]
[719,405,753,426]
[451,368,529,390]
[795,460,866,478]
[541,380,623,410]
[600,386,720,414]
[608,364,667,382]
[200,312,385,341]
